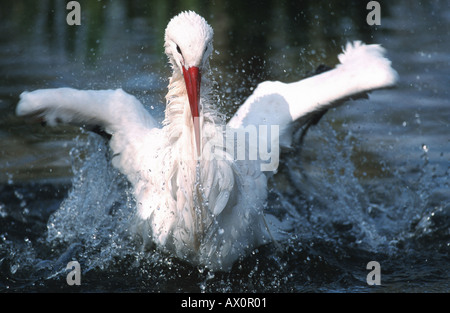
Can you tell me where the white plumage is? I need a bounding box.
[16,11,398,271]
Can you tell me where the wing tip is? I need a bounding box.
[16,90,37,117]
[338,40,399,90]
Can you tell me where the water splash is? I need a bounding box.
[1,118,448,292]
[45,132,138,272]
[268,116,449,258]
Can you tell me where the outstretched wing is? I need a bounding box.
[16,88,157,132]
[228,41,399,149]
[16,87,162,185]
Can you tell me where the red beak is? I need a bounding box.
[182,66,201,157]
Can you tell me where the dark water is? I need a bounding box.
[0,0,449,293]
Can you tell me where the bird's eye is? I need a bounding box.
[176,45,182,56]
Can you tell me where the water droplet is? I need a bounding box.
[14,191,24,200]
[207,271,215,280]
[7,173,13,185]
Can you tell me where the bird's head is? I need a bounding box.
[165,11,213,73]
[164,11,214,156]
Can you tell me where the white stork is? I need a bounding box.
[16,11,398,271]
